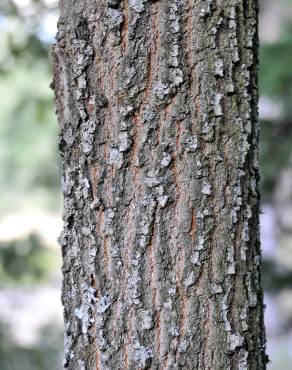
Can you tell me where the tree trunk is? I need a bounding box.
[53,0,267,369]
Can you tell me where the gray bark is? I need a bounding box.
[52,0,267,369]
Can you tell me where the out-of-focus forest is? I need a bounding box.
[0,1,62,369]
[0,0,291,368]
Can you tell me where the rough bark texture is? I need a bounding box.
[53,0,267,369]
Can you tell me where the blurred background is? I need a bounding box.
[0,0,291,368]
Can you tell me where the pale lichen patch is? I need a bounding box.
[214,59,224,77]
[212,93,223,116]
[184,135,198,152]
[158,195,168,208]
[133,343,153,369]
[161,153,172,168]
[229,333,244,351]
[129,0,145,14]
[118,131,131,152]
[105,8,123,29]
[202,182,211,195]
[138,309,154,330]
[184,271,195,287]
[109,148,124,169]
[97,294,112,314]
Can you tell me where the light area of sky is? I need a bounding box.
[38,12,58,43]
[13,0,58,8]
[0,2,58,44]
[0,211,61,248]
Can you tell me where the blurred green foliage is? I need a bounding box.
[0,234,58,285]
[259,28,292,198]
[0,2,62,368]
[0,1,60,215]
[260,119,292,199]
[0,0,57,69]
[0,63,60,214]
[259,37,292,102]
[263,260,292,292]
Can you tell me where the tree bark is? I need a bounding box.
[53,0,267,369]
